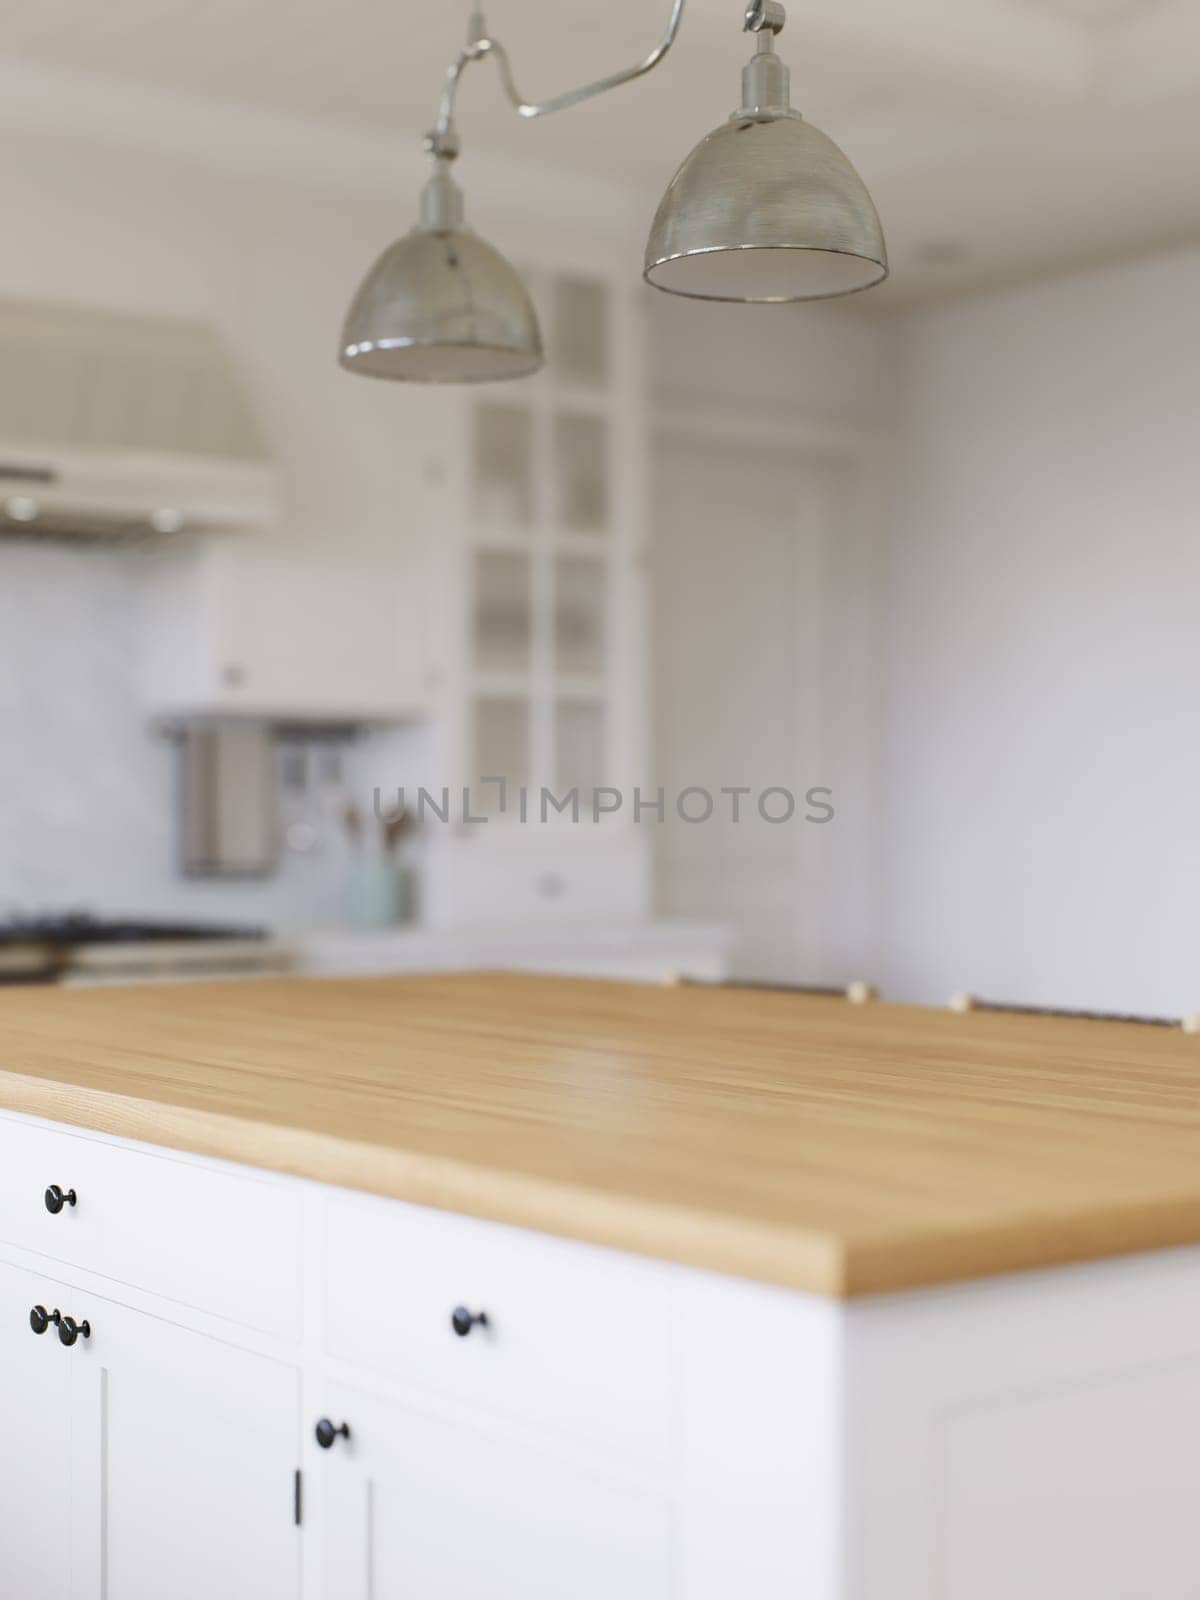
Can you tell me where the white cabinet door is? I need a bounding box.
[212,551,422,721]
[141,544,426,721]
[316,1381,675,1600]
[72,1295,301,1600]
[0,1260,76,1599]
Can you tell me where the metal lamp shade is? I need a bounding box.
[645,115,888,303]
[340,227,543,383]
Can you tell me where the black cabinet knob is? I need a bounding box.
[30,1305,60,1336]
[315,1418,351,1450]
[57,1315,91,1348]
[44,1185,77,1216]
[451,1306,489,1338]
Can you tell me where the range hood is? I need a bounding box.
[0,300,279,545]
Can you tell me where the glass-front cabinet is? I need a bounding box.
[420,262,650,925]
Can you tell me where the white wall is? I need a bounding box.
[883,245,1200,1016]
[649,291,897,431]
[648,294,899,985]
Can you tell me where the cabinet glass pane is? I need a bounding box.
[552,275,610,389]
[554,413,609,534]
[473,550,533,674]
[554,555,606,677]
[473,405,533,529]
[473,697,530,803]
[556,699,605,799]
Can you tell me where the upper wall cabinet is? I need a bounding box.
[139,543,426,725]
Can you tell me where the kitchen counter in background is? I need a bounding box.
[295,918,731,984]
[37,916,731,987]
[0,914,295,987]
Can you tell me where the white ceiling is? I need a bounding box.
[1,0,1199,304]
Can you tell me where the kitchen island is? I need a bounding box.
[2,973,1200,1597]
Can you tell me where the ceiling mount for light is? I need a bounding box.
[340,0,886,384]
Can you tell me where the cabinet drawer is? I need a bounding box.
[430,833,648,928]
[324,1194,678,1465]
[0,1114,301,1336]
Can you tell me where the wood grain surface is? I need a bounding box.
[2,973,1200,1297]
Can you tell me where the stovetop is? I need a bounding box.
[0,912,269,947]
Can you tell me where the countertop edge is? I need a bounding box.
[0,1069,849,1298]
[841,1196,1200,1298]
[3,1069,1196,1299]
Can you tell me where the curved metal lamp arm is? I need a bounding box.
[430,0,687,154]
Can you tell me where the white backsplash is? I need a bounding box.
[0,542,418,930]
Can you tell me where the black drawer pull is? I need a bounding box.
[57,1315,91,1348]
[315,1418,351,1450]
[30,1305,60,1336]
[44,1185,77,1216]
[451,1306,489,1338]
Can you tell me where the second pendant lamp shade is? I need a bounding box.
[644,34,887,303]
[645,116,888,302]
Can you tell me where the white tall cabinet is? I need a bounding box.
[419,259,652,928]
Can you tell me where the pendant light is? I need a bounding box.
[341,0,886,384]
[644,6,887,301]
[340,148,542,383]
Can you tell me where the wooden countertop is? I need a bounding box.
[4,973,1200,1297]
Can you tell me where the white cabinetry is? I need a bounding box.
[0,1116,305,1600]
[0,1258,303,1600]
[11,1107,1199,1599]
[75,1299,301,1600]
[317,1380,674,1600]
[0,1260,76,1600]
[421,263,652,927]
[0,1112,302,1334]
[322,1192,676,1462]
[140,542,425,723]
[314,1197,683,1600]
[0,1109,834,1600]
[847,1252,1200,1599]
[297,919,732,984]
